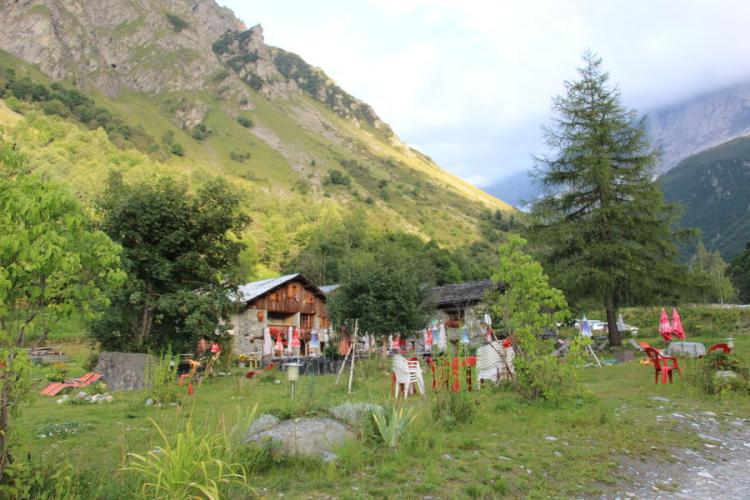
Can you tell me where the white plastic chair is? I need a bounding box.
[477,341,515,388]
[392,355,425,398]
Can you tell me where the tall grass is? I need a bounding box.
[125,417,251,499]
[145,349,180,404]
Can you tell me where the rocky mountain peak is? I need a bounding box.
[0,0,392,133]
[0,0,246,96]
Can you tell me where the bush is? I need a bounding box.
[514,351,583,403]
[230,150,251,162]
[42,99,70,117]
[46,362,69,383]
[170,143,185,156]
[689,350,750,395]
[0,461,81,499]
[324,170,351,187]
[191,123,211,141]
[237,116,254,128]
[165,13,189,32]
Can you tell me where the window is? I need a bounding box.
[447,310,465,322]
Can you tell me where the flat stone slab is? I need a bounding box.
[246,417,354,458]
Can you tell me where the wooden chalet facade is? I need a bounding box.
[229,273,330,355]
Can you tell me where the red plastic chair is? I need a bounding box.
[644,347,681,384]
[708,343,732,354]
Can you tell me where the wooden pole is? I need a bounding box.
[335,342,353,385]
[347,319,359,394]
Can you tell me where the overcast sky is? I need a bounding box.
[220,0,750,188]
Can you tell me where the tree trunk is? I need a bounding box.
[0,357,15,478]
[604,292,621,347]
[137,302,154,347]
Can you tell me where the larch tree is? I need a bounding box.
[530,51,681,346]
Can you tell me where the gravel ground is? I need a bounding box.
[604,397,750,499]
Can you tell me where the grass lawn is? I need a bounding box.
[13,328,750,498]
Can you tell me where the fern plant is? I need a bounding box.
[372,404,417,449]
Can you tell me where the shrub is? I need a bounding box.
[42,99,70,117]
[165,14,189,32]
[46,362,69,383]
[170,143,184,156]
[324,170,351,187]
[689,350,750,395]
[230,150,251,162]
[191,123,211,140]
[0,461,81,499]
[237,116,254,128]
[372,404,417,448]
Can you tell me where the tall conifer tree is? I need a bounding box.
[531,52,680,346]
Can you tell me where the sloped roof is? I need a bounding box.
[319,284,340,294]
[429,279,505,308]
[237,273,325,303]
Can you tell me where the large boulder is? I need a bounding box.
[330,402,382,426]
[246,417,354,458]
[94,352,151,391]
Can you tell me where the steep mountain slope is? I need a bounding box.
[0,0,511,276]
[648,82,750,174]
[660,136,750,259]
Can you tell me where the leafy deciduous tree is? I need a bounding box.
[730,242,750,303]
[92,174,249,352]
[0,143,123,474]
[328,239,433,337]
[686,242,736,304]
[487,235,577,402]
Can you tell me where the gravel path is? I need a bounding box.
[606,398,750,499]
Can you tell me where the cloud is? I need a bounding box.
[222,0,750,187]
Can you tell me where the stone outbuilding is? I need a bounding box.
[229,273,330,355]
[428,279,506,328]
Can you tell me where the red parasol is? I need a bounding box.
[671,308,686,341]
[291,327,301,347]
[659,308,673,341]
[274,329,284,353]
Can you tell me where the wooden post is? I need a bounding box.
[335,342,352,385]
[347,320,359,394]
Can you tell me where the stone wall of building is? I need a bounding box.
[231,307,267,355]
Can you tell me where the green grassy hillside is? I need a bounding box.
[1,47,512,278]
[660,136,750,259]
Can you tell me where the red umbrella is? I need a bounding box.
[274,329,284,354]
[671,308,686,341]
[291,327,301,347]
[659,308,673,341]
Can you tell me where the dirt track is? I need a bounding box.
[606,399,750,499]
